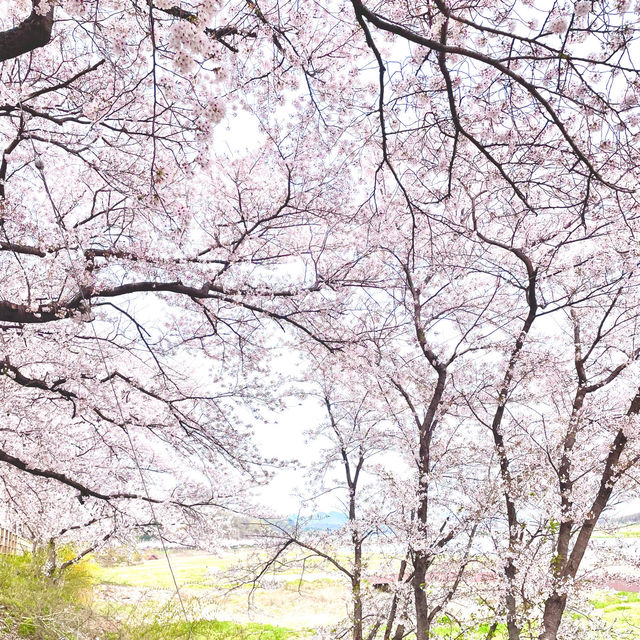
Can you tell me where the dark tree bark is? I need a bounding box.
[538,423,634,639]
[412,367,447,640]
[536,313,640,639]
[0,1,54,63]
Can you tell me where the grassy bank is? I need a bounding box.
[0,551,303,640]
[0,552,95,640]
[5,548,640,639]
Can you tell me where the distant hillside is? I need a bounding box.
[613,511,640,525]
[288,511,348,531]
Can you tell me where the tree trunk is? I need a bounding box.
[353,575,363,640]
[392,625,405,640]
[537,392,639,639]
[539,594,566,640]
[502,555,520,640]
[413,554,430,640]
[344,444,364,640]
[43,538,56,577]
[383,558,408,640]
[0,1,54,63]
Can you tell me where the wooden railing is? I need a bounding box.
[0,526,30,555]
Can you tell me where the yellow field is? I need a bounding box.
[92,548,640,639]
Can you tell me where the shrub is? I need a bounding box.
[0,550,96,640]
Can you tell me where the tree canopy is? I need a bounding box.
[1,2,640,639]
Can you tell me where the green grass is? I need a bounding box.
[591,591,640,609]
[589,591,640,628]
[94,549,351,632]
[123,619,302,640]
[616,525,640,538]
[429,616,507,639]
[0,550,306,640]
[94,548,361,589]
[0,551,97,640]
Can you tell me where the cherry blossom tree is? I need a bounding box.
[247,360,418,640]
[337,2,640,638]
[2,4,640,640]
[460,220,640,639]
[257,377,389,640]
[0,0,352,550]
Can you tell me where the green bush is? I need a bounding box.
[0,550,96,640]
[17,618,37,637]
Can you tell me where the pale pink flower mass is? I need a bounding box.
[0,1,639,639]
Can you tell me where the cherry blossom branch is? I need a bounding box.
[0,446,163,504]
[0,1,54,63]
[351,0,627,192]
